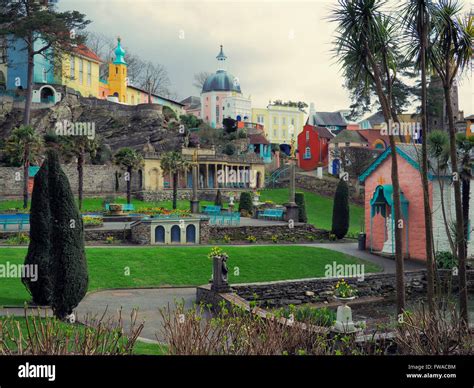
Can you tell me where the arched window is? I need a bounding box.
[186,224,196,243]
[171,225,181,243]
[155,226,165,243]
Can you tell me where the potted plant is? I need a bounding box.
[333,279,357,333]
[108,203,123,215]
[252,191,261,206]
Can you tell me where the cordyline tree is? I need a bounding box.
[331,0,407,313]
[61,135,99,210]
[400,0,436,312]
[113,148,144,204]
[0,0,90,125]
[5,126,43,209]
[160,151,189,209]
[429,0,473,325]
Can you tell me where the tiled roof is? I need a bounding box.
[249,133,270,145]
[357,129,389,146]
[313,125,334,139]
[311,111,348,127]
[329,129,368,144]
[72,44,103,63]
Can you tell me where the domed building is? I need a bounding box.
[200,45,251,128]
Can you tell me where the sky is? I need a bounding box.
[58,0,473,118]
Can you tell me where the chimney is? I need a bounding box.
[309,102,316,125]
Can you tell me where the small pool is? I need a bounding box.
[0,213,30,220]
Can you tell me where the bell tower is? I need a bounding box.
[108,37,128,103]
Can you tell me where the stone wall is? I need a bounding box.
[295,173,364,205]
[233,270,474,308]
[0,165,140,198]
[0,228,130,242]
[201,223,329,244]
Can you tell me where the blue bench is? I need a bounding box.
[203,205,221,215]
[0,214,30,231]
[209,212,240,226]
[259,209,284,221]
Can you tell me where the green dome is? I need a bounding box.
[113,38,127,65]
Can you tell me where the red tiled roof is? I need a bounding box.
[72,44,103,63]
[358,129,389,146]
[249,133,270,145]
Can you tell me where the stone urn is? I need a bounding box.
[333,296,357,333]
[108,203,124,216]
[252,195,260,206]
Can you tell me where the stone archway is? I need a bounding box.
[39,85,55,103]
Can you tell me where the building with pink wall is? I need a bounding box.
[200,46,251,128]
[359,144,473,261]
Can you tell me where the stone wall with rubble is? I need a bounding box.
[0,165,140,198]
[200,223,329,244]
[233,270,474,308]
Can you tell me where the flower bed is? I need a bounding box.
[139,207,191,217]
[83,215,104,228]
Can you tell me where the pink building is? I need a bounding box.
[359,144,473,261]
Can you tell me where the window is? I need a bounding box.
[282,117,286,125]
[304,147,311,159]
[79,60,83,84]
[291,118,295,125]
[87,62,91,86]
[282,129,286,138]
[216,105,219,122]
[273,129,277,137]
[42,67,47,82]
[306,131,310,141]
[273,117,277,125]
[70,57,75,79]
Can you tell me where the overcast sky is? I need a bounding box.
[58,0,473,118]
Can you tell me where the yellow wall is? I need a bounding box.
[59,53,100,98]
[108,63,128,103]
[252,106,304,144]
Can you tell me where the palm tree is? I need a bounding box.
[400,0,436,312]
[331,0,406,314]
[456,133,474,259]
[113,148,144,204]
[160,151,189,210]
[429,0,473,324]
[5,126,43,209]
[61,136,99,210]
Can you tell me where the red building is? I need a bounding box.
[297,124,334,170]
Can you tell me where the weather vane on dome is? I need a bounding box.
[216,45,227,62]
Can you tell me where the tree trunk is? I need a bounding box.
[367,46,405,314]
[420,16,436,312]
[126,167,132,204]
[23,147,30,209]
[23,34,34,126]
[461,176,470,264]
[77,150,84,211]
[444,84,468,325]
[172,172,178,210]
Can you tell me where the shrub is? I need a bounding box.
[246,235,257,243]
[105,236,116,244]
[214,189,223,207]
[331,179,349,239]
[223,234,231,244]
[5,233,30,245]
[295,192,307,223]
[271,235,278,243]
[163,106,177,121]
[238,192,253,215]
[48,150,88,320]
[435,251,457,269]
[23,157,52,305]
[83,216,103,228]
[222,143,236,156]
[279,306,336,327]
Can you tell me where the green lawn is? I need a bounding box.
[0,188,364,233]
[0,316,167,355]
[260,188,364,233]
[0,246,380,307]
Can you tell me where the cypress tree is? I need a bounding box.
[238,192,253,214]
[215,189,223,207]
[295,192,307,223]
[331,179,350,239]
[48,150,88,319]
[22,157,52,305]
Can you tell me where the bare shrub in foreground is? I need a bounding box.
[0,308,144,355]
[396,302,473,355]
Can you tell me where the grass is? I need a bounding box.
[0,188,364,233]
[260,188,364,233]
[0,246,380,307]
[0,316,167,355]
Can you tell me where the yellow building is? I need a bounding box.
[252,104,305,144]
[57,44,102,98]
[107,38,128,103]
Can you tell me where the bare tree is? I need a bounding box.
[193,71,212,91]
[137,61,171,103]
